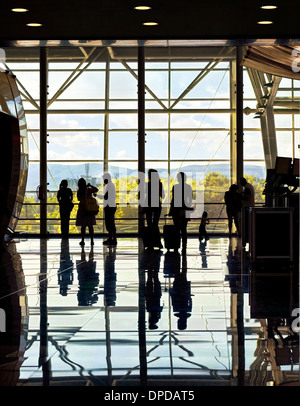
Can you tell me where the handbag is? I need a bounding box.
[85,196,99,215]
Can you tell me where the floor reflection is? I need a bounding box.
[0,236,298,386]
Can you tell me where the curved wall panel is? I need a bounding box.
[0,71,28,233]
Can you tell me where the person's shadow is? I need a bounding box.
[169,254,192,330]
[142,250,163,330]
[103,247,117,307]
[76,247,99,306]
[58,238,74,296]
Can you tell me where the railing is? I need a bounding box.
[15,200,265,235]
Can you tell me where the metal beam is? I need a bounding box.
[264,76,281,169]
[230,60,237,185]
[169,60,219,109]
[236,46,244,184]
[5,63,40,110]
[40,47,48,236]
[47,47,97,107]
[138,47,145,233]
[103,55,110,173]
[118,59,168,110]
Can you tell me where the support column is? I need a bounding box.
[230,60,237,185]
[236,46,244,185]
[104,55,110,174]
[138,46,145,233]
[40,47,48,236]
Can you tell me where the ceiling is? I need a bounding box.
[0,0,299,47]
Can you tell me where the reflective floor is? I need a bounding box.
[0,236,299,387]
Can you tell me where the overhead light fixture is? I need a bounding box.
[257,20,274,24]
[11,8,29,12]
[143,22,158,26]
[26,22,43,27]
[134,6,152,10]
[260,5,278,9]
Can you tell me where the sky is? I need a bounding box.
[4,60,300,176]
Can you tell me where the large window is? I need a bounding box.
[5,47,299,235]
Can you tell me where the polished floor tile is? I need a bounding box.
[0,236,298,386]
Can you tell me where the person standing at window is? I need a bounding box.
[169,172,193,253]
[224,184,241,237]
[145,169,165,249]
[57,179,73,238]
[76,178,98,246]
[101,173,117,246]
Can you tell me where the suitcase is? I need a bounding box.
[140,226,161,249]
[163,224,180,251]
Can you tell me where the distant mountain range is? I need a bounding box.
[26,162,266,191]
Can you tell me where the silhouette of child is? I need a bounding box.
[199,211,210,242]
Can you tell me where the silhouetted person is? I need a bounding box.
[170,254,192,330]
[0,186,10,250]
[240,177,255,243]
[57,179,74,238]
[224,184,241,236]
[57,238,74,296]
[76,246,99,306]
[240,177,255,208]
[169,172,193,253]
[199,211,210,242]
[100,173,117,246]
[144,250,163,329]
[103,247,117,306]
[76,178,98,246]
[144,169,165,249]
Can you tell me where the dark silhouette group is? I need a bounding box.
[57,174,117,247]
[56,172,256,248]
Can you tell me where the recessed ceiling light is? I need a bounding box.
[11,8,29,12]
[260,5,278,9]
[257,20,274,24]
[143,22,158,26]
[134,6,152,10]
[26,22,43,27]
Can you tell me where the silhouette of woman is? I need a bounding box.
[145,169,165,249]
[76,177,98,246]
[57,179,73,238]
[169,172,193,252]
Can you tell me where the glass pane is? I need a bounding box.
[48,131,103,161]
[109,132,137,160]
[170,131,230,160]
[277,131,293,157]
[244,132,264,159]
[145,132,168,160]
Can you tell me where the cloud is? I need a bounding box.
[50,133,101,149]
[116,150,129,159]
